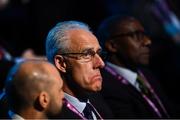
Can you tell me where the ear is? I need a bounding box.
[54,55,66,73]
[105,40,117,52]
[39,92,49,109]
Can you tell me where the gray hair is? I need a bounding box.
[45,21,91,63]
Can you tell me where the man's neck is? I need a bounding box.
[18,109,47,119]
[63,83,75,97]
[63,81,91,102]
[109,55,137,72]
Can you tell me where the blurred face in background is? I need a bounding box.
[108,18,152,66]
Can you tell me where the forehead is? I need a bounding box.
[115,19,144,33]
[68,29,101,51]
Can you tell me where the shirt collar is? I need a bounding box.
[8,110,24,120]
[64,93,86,113]
[106,62,138,86]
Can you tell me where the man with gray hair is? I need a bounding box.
[46,21,113,119]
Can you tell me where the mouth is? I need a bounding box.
[142,52,150,57]
[91,74,102,82]
[142,52,150,56]
[142,48,150,54]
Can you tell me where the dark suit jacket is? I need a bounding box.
[0,93,10,119]
[100,65,172,118]
[58,93,114,119]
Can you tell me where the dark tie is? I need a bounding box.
[83,103,94,119]
[136,73,166,118]
[136,74,151,96]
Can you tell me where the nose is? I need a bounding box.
[93,54,105,69]
[143,36,151,46]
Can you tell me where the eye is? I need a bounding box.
[136,31,146,40]
[79,50,92,59]
[84,50,95,56]
[88,50,96,56]
[83,51,91,56]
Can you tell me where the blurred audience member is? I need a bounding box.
[0,45,14,94]
[21,48,46,60]
[0,45,46,94]
[4,60,64,119]
[97,15,175,118]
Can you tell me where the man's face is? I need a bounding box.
[46,67,64,117]
[110,19,151,66]
[62,29,105,92]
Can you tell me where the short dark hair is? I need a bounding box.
[96,14,136,50]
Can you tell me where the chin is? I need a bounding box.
[88,77,102,92]
[96,86,102,91]
[139,58,149,66]
[93,82,102,91]
[88,84,102,92]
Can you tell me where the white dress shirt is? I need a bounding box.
[64,93,97,120]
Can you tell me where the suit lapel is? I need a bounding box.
[102,66,161,115]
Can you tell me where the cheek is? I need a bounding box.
[53,92,63,111]
[128,51,140,64]
[129,45,145,60]
[72,64,92,80]
[127,44,140,59]
[70,63,102,91]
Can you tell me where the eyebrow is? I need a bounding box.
[81,47,102,53]
[110,30,145,38]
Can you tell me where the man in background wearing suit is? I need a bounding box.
[97,15,173,118]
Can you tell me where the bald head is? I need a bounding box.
[5,60,64,115]
[7,60,61,92]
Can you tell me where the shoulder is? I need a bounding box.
[88,92,114,118]
[57,104,81,119]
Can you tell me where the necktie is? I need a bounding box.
[136,74,151,96]
[83,103,94,119]
[136,73,164,118]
